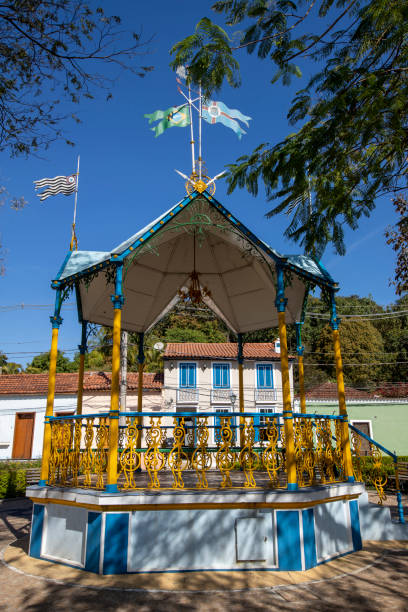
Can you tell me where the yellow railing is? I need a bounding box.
[46,412,349,491]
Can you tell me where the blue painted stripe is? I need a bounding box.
[85,512,102,574]
[276,511,302,571]
[29,504,45,559]
[302,509,317,569]
[349,500,362,551]
[103,513,129,574]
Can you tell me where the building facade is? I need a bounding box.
[162,342,295,443]
[0,371,163,460]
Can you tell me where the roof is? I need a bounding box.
[163,342,292,360]
[52,191,337,335]
[0,371,163,396]
[304,381,376,401]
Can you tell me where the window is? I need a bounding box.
[256,364,273,388]
[179,362,196,388]
[213,363,230,388]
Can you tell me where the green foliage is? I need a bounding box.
[0,460,41,498]
[25,350,76,373]
[0,351,7,367]
[385,196,408,297]
[315,319,384,387]
[171,1,408,256]
[170,17,240,99]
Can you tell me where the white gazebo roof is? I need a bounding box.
[53,190,337,333]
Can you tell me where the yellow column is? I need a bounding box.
[106,267,124,493]
[238,334,244,447]
[76,321,87,416]
[298,354,306,414]
[332,327,354,481]
[278,311,297,489]
[39,306,62,485]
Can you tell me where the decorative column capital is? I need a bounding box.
[111,294,125,309]
[329,291,341,330]
[50,315,63,329]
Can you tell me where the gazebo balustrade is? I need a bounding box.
[45,411,348,492]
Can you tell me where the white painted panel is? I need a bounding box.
[43,504,87,566]
[236,517,267,561]
[128,509,275,571]
[314,500,352,562]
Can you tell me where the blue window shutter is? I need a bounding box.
[180,364,186,387]
[257,364,273,388]
[189,364,196,387]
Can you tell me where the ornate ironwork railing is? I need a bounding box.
[349,423,405,523]
[45,412,350,493]
[211,388,234,403]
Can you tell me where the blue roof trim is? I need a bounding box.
[55,251,74,281]
[52,188,336,288]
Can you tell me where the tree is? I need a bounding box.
[313,319,384,388]
[170,1,408,255]
[25,350,75,373]
[385,196,408,297]
[0,1,152,157]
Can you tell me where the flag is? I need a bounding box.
[202,101,252,139]
[144,105,190,137]
[34,174,77,201]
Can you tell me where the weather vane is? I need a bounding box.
[144,65,251,195]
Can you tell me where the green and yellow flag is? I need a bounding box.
[144,105,190,137]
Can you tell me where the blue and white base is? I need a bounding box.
[27,483,367,574]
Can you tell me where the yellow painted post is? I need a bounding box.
[106,265,124,493]
[238,333,244,447]
[76,321,87,416]
[39,295,63,486]
[276,267,297,490]
[330,292,354,482]
[295,322,306,414]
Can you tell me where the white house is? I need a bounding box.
[162,342,295,443]
[0,371,163,460]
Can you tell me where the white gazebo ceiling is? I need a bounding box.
[55,192,336,333]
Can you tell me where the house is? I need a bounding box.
[162,342,295,443]
[295,381,408,456]
[0,371,163,460]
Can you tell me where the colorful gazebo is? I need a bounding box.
[27,183,381,574]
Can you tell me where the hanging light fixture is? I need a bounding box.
[178,231,212,306]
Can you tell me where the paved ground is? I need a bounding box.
[0,497,407,611]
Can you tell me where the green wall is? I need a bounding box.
[306,402,408,456]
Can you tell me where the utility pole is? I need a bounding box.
[119,330,128,412]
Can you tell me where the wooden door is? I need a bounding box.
[12,413,35,459]
[355,421,371,456]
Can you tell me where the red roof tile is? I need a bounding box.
[303,381,374,400]
[0,371,163,395]
[163,342,291,360]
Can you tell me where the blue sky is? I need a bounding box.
[0,2,399,366]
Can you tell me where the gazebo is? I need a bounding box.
[27,184,368,574]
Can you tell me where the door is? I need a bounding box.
[214,408,236,446]
[12,413,35,459]
[353,421,371,456]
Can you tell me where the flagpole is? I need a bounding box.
[70,155,80,251]
[198,83,202,181]
[187,85,196,176]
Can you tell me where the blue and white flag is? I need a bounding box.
[34,174,77,201]
[202,101,251,139]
